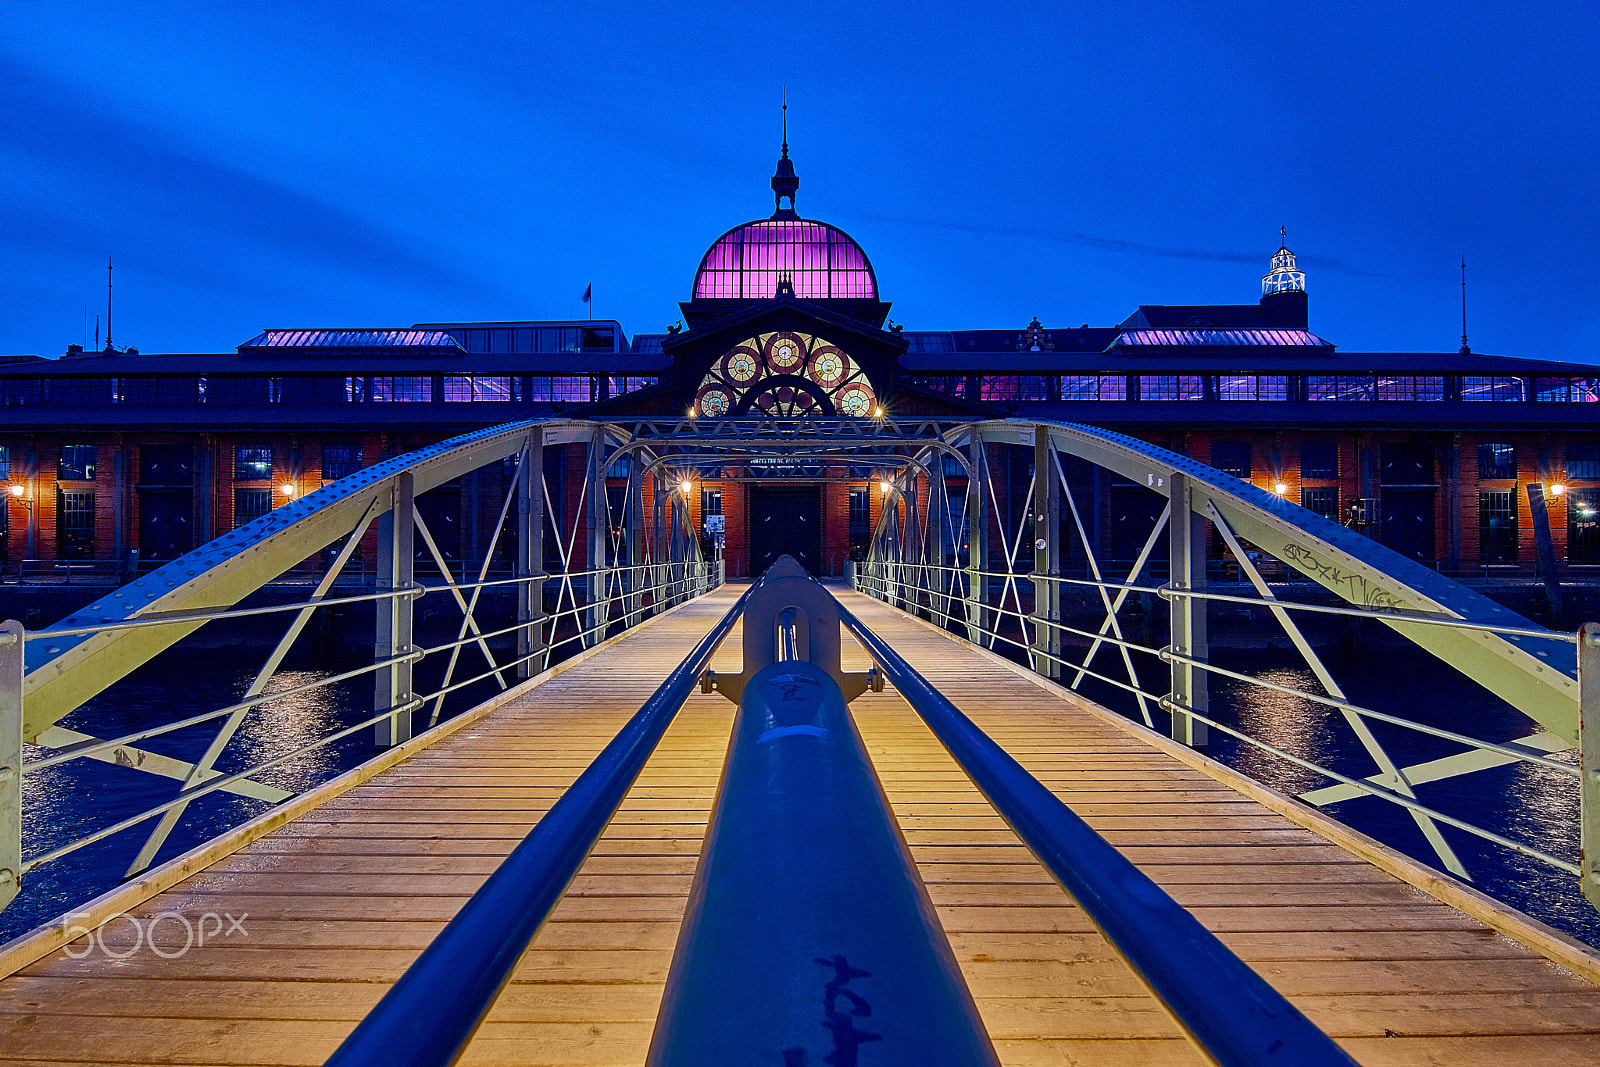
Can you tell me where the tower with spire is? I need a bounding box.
[770,100,799,218]
[1259,228,1309,328]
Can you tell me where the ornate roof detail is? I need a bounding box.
[1263,227,1306,296]
[771,101,799,218]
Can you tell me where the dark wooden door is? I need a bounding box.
[138,490,194,561]
[749,487,822,576]
[1381,489,1436,564]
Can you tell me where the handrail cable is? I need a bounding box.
[323,581,757,1067]
[834,597,1358,1067]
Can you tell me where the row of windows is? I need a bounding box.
[911,374,1600,403]
[1205,441,1600,483]
[0,375,660,407]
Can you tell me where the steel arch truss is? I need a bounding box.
[857,417,1589,890]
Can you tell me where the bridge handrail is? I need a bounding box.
[323,581,758,1067]
[11,561,715,876]
[856,559,1585,876]
[943,563,1575,643]
[25,561,702,642]
[834,598,1359,1067]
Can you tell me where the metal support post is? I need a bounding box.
[515,433,545,680]
[929,458,949,623]
[1581,623,1600,911]
[626,457,645,624]
[0,620,21,912]
[906,475,924,618]
[585,431,606,647]
[1031,429,1062,680]
[375,471,415,748]
[965,431,988,644]
[1166,473,1209,748]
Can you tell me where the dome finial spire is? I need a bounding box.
[771,91,799,218]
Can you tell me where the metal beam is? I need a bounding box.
[375,471,416,748]
[1166,473,1209,748]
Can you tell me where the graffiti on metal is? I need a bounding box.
[1278,543,1404,613]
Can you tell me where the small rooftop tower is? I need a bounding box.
[1260,228,1308,328]
[771,101,799,218]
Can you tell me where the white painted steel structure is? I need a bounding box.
[0,419,718,903]
[853,418,1600,910]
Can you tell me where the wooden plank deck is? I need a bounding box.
[1,583,1599,1065]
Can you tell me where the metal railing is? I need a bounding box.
[0,419,723,924]
[835,596,1356,1066]
[857,417,1600,923]
[324,580,756,1067]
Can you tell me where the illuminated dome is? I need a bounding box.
[692,218,878,300]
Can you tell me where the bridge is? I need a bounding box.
[0,417,1598,1065]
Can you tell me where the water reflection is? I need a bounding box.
[1214,665,1339,794]
[2,650,369,945]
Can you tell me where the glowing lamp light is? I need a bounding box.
[1550,483,1567,497]
[686,405,696,418]
[872,406,884,417]
[880,480,892,494]
[279,484,296,498]
[7,484,22,499]
[679,479,693,495]
[1274,483,1289,496]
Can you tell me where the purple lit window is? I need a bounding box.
[1534,377,1600,402]
[528,379,592,404]
[980,376,1020,401]
[1376,376,1445,401]
[444,376,512,402]
[1307,375,1376,401]
[370,377,431,402]
[1019,376,1051,401]
[1218,375,1287,400]
[1462,376,1526,401]
[692,219,878,300]
[1139,376,1205,401]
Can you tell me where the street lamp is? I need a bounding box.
[279,483,297,499]
[1550,482,1567,497]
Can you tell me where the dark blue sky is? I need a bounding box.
[2,1,1596,363]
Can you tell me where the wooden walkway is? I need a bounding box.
[2,584,1600,1065]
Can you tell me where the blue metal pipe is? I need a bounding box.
[647,659,1001,1066]
[835,600,1358,1067]
[324,582,756,1067]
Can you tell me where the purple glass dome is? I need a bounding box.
[692,218,878,301]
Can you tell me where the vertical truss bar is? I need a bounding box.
[517,432,545,681]
[626,454,645,625]
[585,430,607,647]
[1584,623,1600,911]
[915,476,928,617]
[1166,473,1208,748]
[965,430,987,644]
[930,459,950,624]
[1032,429,1061,680]
[0,620,20,913]
[375,471,416,748]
